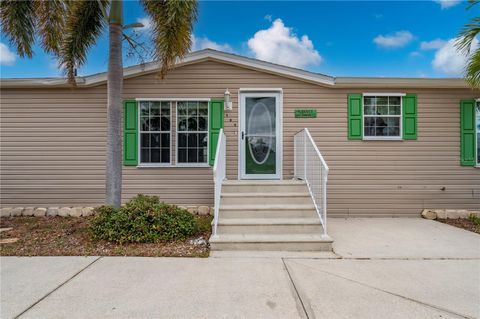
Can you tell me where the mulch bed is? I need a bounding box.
[437,218,480,234]
[0,216,212,257]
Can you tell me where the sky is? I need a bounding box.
[0,0,478,79]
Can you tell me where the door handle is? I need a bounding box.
[241,131,245,140]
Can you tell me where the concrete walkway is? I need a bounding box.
[1,218,479,319]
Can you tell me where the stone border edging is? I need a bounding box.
[421,209,480,220]
[0,205,213,217]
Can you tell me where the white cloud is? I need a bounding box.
[0,43,16,65]
[247,18,322,68]
[420,39,447,50]
[432,37,479,75]
[137,17,152,31]
[410,51,422,58]
[191,35,233,53]
[435,0,461,9]
[373,31,414,48]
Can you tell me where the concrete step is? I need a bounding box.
[220,192,312,205]
[216,218,322,235]
[222,180,308,194]
[209,234,333,251]
[219,204,317,218]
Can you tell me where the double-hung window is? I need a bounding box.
[139,101,171,164]
[177,101,209,165]
[363,95,402,139]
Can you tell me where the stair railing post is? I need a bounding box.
[303,129,307,180]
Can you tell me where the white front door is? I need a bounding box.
[239,91,282,179]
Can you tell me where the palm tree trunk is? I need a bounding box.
[105,2,123,207]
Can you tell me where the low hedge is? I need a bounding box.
[89,195,198,243]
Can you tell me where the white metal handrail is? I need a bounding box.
[294,128,329,237]
[212,129,226,237]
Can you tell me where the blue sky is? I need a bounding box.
[0,0,478,78]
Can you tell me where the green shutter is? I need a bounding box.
[208,99,224,166]
[348,94,363,140]
[460,99,476,166]
[123,100,138,166]
[402,94,417,140]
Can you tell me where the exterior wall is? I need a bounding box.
[1,59,479,216]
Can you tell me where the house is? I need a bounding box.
[1,49,479,250]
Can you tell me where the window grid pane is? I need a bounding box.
[363,96,402,138]
[139,101,171,164]
[177,101,208,164]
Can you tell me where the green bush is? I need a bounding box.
[89,194,197,243]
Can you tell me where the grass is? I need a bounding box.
[0,215,213,257]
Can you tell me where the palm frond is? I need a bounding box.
[455,16,480,54]
[141,0,198,78]
[465,48,480,88]
[34,0,68,56]
[0,0,37,58]
[59,0,108,84]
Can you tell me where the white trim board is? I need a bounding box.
[0,49,469,89]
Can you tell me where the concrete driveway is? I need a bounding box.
[1,218,479,319]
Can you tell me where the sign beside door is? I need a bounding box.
[239,91,282,180]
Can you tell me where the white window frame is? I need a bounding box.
[175,100,210,168]
[137,101,173,167]
[362,93,405,141]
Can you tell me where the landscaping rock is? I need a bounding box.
[33,207,47,217]
[82,207,94,216]
[58,207,71,217]
[0,227,13,233]
[187,206,198,214]
[47,207,59,217]
[189,236,207,246]
[436,209,447,219]
[10,207,24,217]
[0,238,18,244]
[421,209,437,220]
[198,206,210,216]
[70,207,83,217]
[22,207,35,216]
[0,207,12,217]
[178,206,187,211]
[446,209,460,219]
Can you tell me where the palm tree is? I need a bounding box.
[0,0,198,207]
[456,0,480,88]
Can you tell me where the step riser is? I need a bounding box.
[210,242,332,251]
[220,210,317,218]
[222,184,309,194]
[221,196,311,205]
[217,224,323,235]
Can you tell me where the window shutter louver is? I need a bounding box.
[208,99,224,166]
[348,94,363,140]
[460,99,476,166]
[402,94,417,140]
[123,100,138,166]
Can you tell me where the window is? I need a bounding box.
[363,95,402,139]
[476,100,480,166]
[139,101,171,164]
[177,101,208,164]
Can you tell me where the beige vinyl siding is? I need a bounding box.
[1,60,479,216]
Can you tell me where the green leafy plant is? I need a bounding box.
[468,213,480,226]
[89,194,197,243]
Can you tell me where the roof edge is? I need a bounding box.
[0,49,472,89]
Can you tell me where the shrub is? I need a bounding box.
[89,194,197,243]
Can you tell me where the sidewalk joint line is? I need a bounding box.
[287,259,473,319]
[282,258,311,319]
[15,256,102,319]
